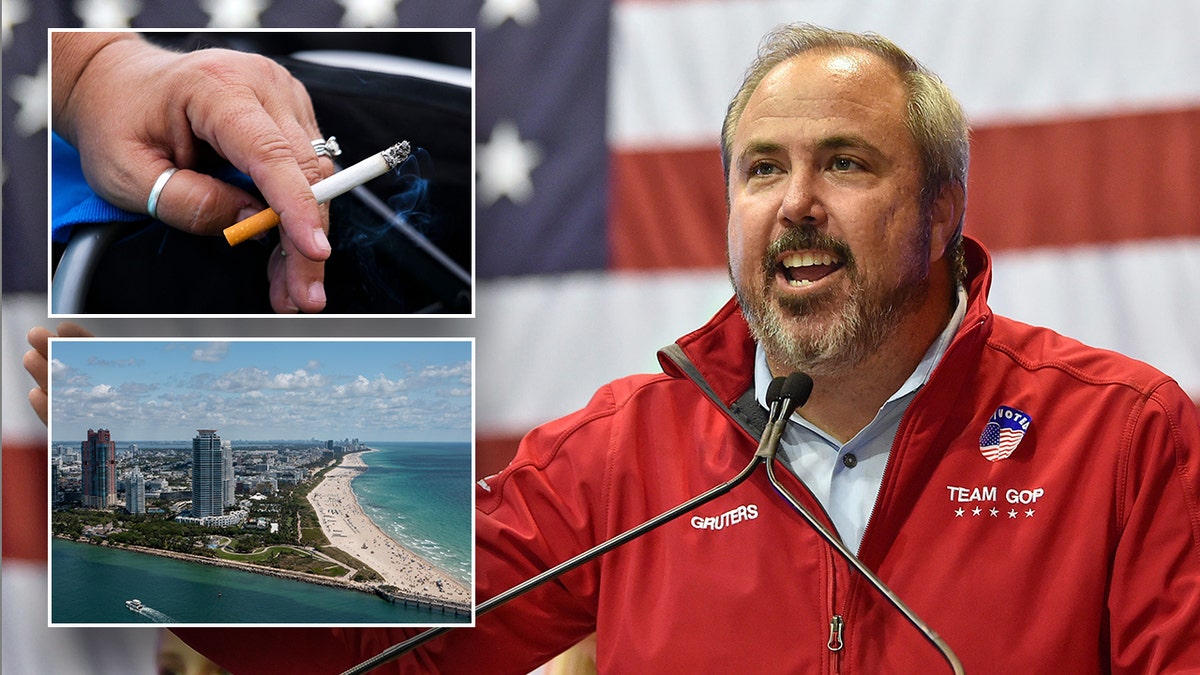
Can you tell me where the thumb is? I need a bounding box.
[146,167,264,236]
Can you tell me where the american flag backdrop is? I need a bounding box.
[4,0,1199,672]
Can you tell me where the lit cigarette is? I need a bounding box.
[223,140,412,246]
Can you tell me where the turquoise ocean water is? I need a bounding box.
[51,441,472,625]
[353,442,472,588]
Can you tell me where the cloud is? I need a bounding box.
[328,373,411,398]
[118,382,158,396]
[87,356,142,367]
[419,362,472,380]
[271,369,325,390]
[207,367,327,392]
[49,358,89,386]
[192,342,231,363]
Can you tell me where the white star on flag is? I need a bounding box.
[200,0,268,27]
[74,0,142,27]
[336,0,399,27]
[478,119,542,206]
[480,0,539,29]
[11,60,46,136]
[1,0,30,48]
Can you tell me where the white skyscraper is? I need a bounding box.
[127,466,146,515]
[222,439,235,507]
[192,429,223,518]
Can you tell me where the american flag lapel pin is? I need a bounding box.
[979,405,1032,462]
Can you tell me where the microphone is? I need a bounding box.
[756,372,813,460]
[340,375,808,675]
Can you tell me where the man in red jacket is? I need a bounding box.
[36,22,1200,674]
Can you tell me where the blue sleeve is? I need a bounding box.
[51,133,145,243]
[50,133,257,243]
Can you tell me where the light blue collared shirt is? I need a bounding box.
[754,286,967,554]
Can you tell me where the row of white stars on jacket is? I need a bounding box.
[955,506,1036,518]
[2,0,540,31]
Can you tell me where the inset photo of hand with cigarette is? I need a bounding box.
[49,30,473,316]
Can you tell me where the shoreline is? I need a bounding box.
[55,535,373,593]
[52,536,470,619]
[306,449,471,610]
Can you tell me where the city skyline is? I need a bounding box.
[49,339,473,442]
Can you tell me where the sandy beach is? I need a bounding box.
[306,450,470,609]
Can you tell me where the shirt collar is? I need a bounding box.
[755,284,969,413]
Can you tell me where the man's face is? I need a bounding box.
[727,49,947,374]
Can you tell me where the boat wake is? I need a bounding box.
[126,599,175,623]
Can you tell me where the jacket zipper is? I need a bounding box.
[825,540,844,675]
[661,342,858,673]
[828,614,845,673]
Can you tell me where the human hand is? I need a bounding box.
[24,322,94,426]
[52,33,332,313]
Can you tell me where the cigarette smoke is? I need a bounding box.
[330,147,448,310]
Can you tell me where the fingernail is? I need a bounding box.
[307,281,326,305]
[235,207,259,223]
[312,228,331,255]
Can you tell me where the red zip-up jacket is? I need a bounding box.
[180,238,1200,673]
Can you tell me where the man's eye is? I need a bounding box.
[750,162,779,177]
[831,157,862,171]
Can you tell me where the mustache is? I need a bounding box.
[762,227,855,272]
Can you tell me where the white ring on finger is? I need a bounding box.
[146,167,178,221]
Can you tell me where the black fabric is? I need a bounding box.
[83,222,274,314]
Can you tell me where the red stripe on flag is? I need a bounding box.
[2,440,48,562]
[609,107,1200,269]
[966,107,1200,250]
[477,435,524,479]
[610,147,727,270]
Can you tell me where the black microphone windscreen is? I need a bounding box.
[766,375,786,405]
[780,372,814,416]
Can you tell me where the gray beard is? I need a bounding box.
[740,272,930,377]
[733,226,932,377]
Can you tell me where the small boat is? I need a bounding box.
[125,599,143,611]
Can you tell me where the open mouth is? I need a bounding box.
[778,251,845,287]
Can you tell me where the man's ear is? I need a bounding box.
[928,182,965,261]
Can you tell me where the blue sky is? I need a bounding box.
[49,339,472,443]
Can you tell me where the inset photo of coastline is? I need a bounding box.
[46,338,473,627]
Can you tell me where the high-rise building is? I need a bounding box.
[51,458,61,505]
[127,466,146,514]
[81,428,116,508]
[192,429,224,518]
[222,439,235,507]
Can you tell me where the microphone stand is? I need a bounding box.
[342,373,963,674]
[758,425,965,673]
[341,378,806,675]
